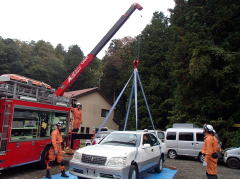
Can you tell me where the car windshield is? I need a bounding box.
[96,133,109,138]
[100,133,140,147]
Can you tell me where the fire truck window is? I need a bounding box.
[39,112,51,137]
[11,109,39,141]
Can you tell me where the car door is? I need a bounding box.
[178,132,194,156]
[148,133,161,164]
[138,134,156,172]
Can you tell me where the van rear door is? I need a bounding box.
[178,132,194,156]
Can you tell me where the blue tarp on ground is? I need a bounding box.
[41,168,177,179]
[141,168,177,179]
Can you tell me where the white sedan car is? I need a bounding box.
[69,130,164,179]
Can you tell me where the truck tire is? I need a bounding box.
[154,157,163,173]
[168,150,177,159]
[38,145,51,169]
[128,165,138,179]
[227,158,240,169]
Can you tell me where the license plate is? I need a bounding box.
[86,168,95,176]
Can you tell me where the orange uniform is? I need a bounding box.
[71,108,82,129]
[47,128,65,171]
[201,133,219,175]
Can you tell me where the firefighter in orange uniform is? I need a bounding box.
[201,124,220,179]
[71,102,82,131]
[70,102,82,149]
[46,121,69,178]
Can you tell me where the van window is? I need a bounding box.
[157,131,165,139]
[166,132,176,140]
[179,132,193,141]
[196,133,204,142]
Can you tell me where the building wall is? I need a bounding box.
[76,92,118,134]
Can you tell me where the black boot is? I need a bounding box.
[46,170,52,179]
[61,170,69,178]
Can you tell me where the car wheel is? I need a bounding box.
[198,153,205,163]
[155,157,163,173]
[227,158,240,169]
[168,150,177,159]
[128,165,138,179]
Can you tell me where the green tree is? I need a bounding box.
[135,12,174,130]
[0,38,23,74]
[64,45,102,90]
[169,0,240,147]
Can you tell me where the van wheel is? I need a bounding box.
[38,145,51,169]
[168,150,177,159]
[227,158,240,169]
[198,153,205,162]
[128,165,138,179]
[155,157,163,173]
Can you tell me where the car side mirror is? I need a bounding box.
[142,144,151,149]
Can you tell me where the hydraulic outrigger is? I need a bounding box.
[55,3,143,96]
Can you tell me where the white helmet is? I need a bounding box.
[56,121,64,126]
[76,102,82,106]
[203,124,214,133]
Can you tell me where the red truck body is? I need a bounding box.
[0,74,72,170]
[0,98,70,169]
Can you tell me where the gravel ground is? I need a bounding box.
[0,155,240,179]
[165,157,240,179]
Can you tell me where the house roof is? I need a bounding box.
[64,87,112,105]
[64,87,98,98]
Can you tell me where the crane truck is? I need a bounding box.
[0,3,142,170]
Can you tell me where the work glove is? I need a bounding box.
[202,160,207,167]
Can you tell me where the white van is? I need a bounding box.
[165,127,204,161]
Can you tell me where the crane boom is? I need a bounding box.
[55,3,143,96]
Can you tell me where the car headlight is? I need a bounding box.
[73,152,82,160]
[224,152,228,158]
[107,157,127,167]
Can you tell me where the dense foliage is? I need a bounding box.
[1,0,239,147]
[100,0,240,147]
[0,38,102,90]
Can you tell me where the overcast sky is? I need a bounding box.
[0,0,175,58]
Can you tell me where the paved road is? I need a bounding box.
[0,155,239,179]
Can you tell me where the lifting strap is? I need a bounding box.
[95,61,156,137]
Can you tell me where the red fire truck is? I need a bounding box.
[0,74,72,169]
[0,3,142,170]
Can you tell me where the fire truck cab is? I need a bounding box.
[0,74,72,170]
